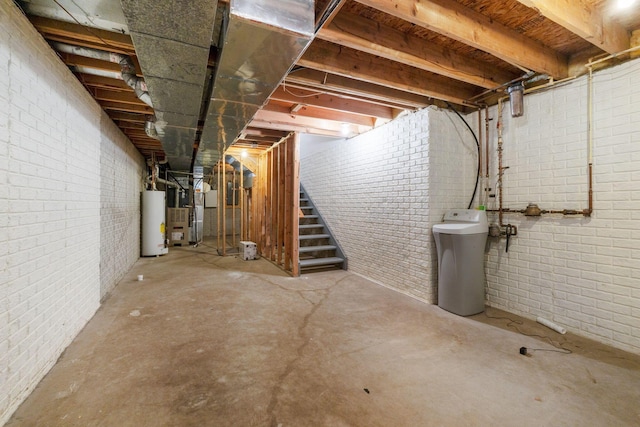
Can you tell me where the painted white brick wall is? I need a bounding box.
[300,107,476,303]
[483,59,640,354]
[100,114,145,299]
[0,1,145,423]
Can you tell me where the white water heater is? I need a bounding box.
[141,190,169,256]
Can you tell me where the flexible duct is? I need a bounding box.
[145,116,159,139]
[52,42,159,139]
[52,42,153,108]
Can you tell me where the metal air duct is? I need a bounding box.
[120,0,219,172]
[196,0,315,171]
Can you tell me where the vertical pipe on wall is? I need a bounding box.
[217,161,222,252]
[484,105,490,207]
[477,108,484,207]
[232,169,237,250]
[240,160,245,241]
[586,65,594,217]
[222,166,227,256]
[497,98,505,227]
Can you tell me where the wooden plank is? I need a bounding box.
[100,100,153,114]
[355,0,568,78]
[28,15,135,54]
[277,145,288,265]
[107,111,147,123]
[270,148,278,262]
[253,108,373,136]
[58,53,143,76]
[263,101,376,127]
[290,133,300,277]
[77,73,130,90]
[516,0,629,54]
[632,30,640,59]
[287,68,430,109]
[299,40,480,104]
[277,145,285,266]
[271,85,396,120]
[283,137,292,272]
[94,88,147,105]
[249,119,348,138]
[265,151,273,259]
[319,11,517,89]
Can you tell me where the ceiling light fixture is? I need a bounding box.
[616,0,637,10]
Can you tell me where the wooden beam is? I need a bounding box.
[108,111,148,123]
[264,101,376,127]
[516,0,629,54]
[272,85,397,119]
[319,11,517,89]
[76,73,130,91]
[355,0,568,78]
[100,100,153,114]
[58,53,143,76]
[290,133,300,277]
[250,117,367,138]
[28,16,136,54]
[93,88,147,105]
[299,40,480,104]
[287,68,430,109]
[254,108,373,135]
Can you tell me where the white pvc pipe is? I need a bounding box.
[536,317,567,334]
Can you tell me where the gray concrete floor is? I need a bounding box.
[7,242,640,426]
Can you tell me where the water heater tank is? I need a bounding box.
[141,190,169,256]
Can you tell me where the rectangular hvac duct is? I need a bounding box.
[121,0,218,171]
[196,0,314,170]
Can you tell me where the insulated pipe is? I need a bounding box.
[145,117,158,139]
[52,42,153,108]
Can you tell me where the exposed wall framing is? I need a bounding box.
[252,133,300,276]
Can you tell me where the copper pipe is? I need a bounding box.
[485,105,490,181]
[586,162,593,217]
[497,99,505,227]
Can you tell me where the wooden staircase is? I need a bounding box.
[298,186,346,273]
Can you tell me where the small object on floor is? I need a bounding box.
[137,275,143,281]
[520,347,528,356]
[364,388,370,394]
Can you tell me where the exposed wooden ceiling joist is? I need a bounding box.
[354,0,569,78]
[299,39,481,105]
[515,0,630,54]
[93,88,147,105]
[318,10,519,89]
[27,15,136,55]
[19,0,640,161]
[285,70,429,110]
[76,73,129,90]
[271,86,399,120]
[101,100,153,114]
[264,100,377,127]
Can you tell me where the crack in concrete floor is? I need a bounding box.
[7,245,640,426]
[265,276,349,426]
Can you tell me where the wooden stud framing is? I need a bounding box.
[249,133,300,275]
